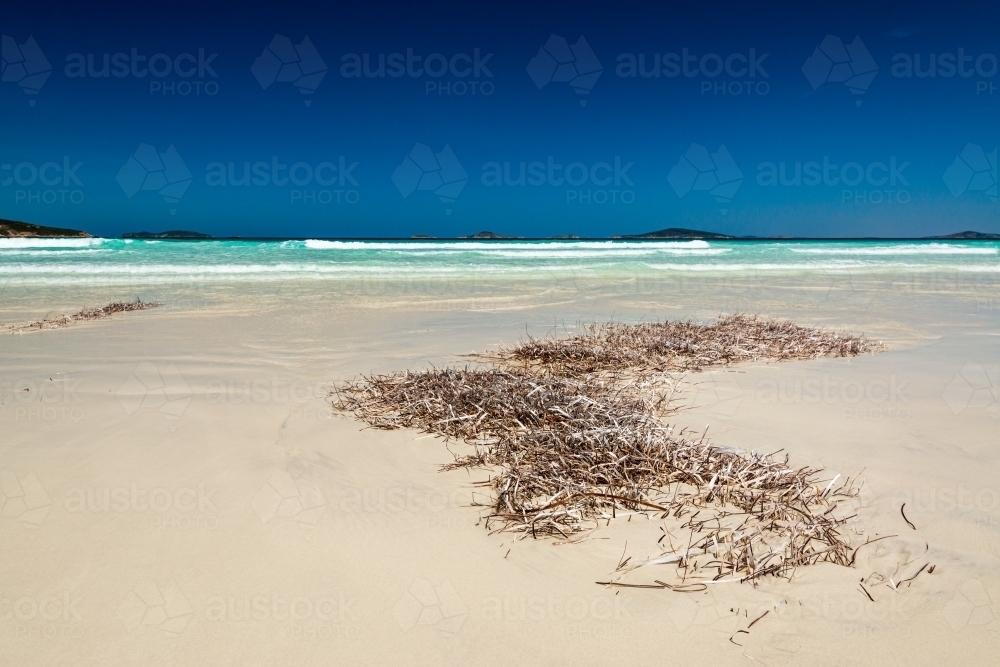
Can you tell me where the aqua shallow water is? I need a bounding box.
[0,238,997,286]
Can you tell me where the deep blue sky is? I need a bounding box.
[1,0,997,238]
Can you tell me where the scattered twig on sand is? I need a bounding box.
[849,535,898,566]
[901,503,916,530]
[899,562,930,586]
[332,314,884,585]
[2,299,160,334]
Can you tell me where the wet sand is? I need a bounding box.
[1,271,998,666]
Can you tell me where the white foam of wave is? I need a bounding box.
[789,243,997,255]
[0,237,108,249]
[0,262,602,277]
[301,239,712,251]
[0,248,112,256]
[0,263,601,285]
[387,248,727,258]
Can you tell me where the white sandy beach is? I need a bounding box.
[1,270,998,666]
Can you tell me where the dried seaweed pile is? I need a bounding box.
[488,313,883,376]
[3,299,159,333]
[332,315,882,584]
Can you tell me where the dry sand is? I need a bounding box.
[1,272,998,666]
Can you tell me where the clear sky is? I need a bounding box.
[1,0,997,238]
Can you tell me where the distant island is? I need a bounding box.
[931,231,1000,240]
[610,227,735,240]
[122,230,213,239]
[458,231,524,239]
[612,227,1000,241]
[0,218,91,238]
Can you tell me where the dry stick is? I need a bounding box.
[901,503,916,530]
[899,562,929,586]
[595,581,667,589]
[849,535,898,566]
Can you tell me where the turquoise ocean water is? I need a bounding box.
[0,238,997,287]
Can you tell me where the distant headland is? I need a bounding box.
[0,218,91,238]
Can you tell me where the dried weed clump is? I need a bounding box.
[3,299,159,334]
[489,313,883,376]
[332,314,882,584]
